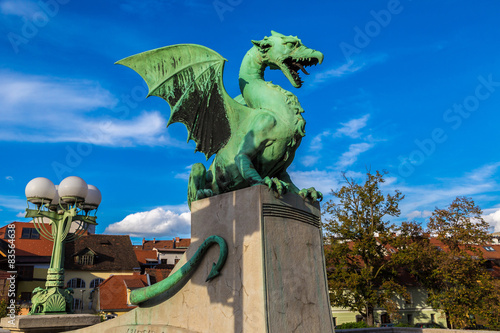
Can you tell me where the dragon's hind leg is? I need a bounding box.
[188,163,213,209]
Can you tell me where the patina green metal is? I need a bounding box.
[26,199,97,314]
[130,235,228,305]
[117,31,324,209]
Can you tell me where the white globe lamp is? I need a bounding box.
[82,185,101,210]
[58,176,88,203]
[25,177,56,205]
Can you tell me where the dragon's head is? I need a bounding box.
[252,31,324,88]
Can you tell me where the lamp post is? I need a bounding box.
[24,176,101,315]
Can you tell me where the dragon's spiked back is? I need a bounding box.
[116,44,231,159]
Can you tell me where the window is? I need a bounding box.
[18,266,34,280]
[332,317,337,327]
[484,246,496,252]
[4,229,14,239]
[74,248,96,266]
[21,228,39,239]
[407,314,413,325]
[79,254,94,266]
[161,259,167,264]
[73,298,83,311]
[67,278,86,289]
[431,314,435,322]
[90,278,104,288]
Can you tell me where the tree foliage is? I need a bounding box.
[400,197,500,329]
[0,299,20,318]
[323,171,406,326]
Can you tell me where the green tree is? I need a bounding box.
[0,298,20,318]
[323,171,406,326]
[401,197,500,329]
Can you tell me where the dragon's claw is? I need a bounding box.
[196,189,213,200]
[299,187,323,202]
[260,177,289,196]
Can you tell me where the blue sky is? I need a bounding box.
[1,0,500,244]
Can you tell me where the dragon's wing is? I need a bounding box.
[116,44,236,159]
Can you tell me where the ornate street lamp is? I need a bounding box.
[24,176,101,315]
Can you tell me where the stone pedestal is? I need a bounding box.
[1,314,100,333]
[73,186,334,333]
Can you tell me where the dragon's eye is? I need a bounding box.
[286,41,298,48]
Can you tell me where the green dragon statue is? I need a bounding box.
[117,31,324,208]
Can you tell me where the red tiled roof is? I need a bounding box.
[141,238,191,250]
[145,268,172,284]
[64,235,139,271]
[142,240,174,250]
[123,278,147,289]
[0,222,54,258]
[429,238,500,260]
[134,249,157,264]
[176,238,191,248]
[98,274,148,311]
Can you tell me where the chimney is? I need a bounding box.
[176,237,180,243]
[153,238,156,244]
[142,237,145,246]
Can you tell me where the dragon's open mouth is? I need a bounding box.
[283,57,319,87]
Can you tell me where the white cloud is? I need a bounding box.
[105,207,191,238]
[0,71,177,147]
[0,195,27,211]
[337,143,374,168]
[160,203,190,214]
[406,210,433,220]
[309,130,332,152]
[385,163,500,221]
[335,114,370,139]
[82,111,173,147]
[289,170,340,195]
[0,0,38,17]
[302,115,370,167]
[301,155,320,167]
[174,165,193,181]
[289,169,365,198]
[0,73,117,119]
[314,54,387,83]
[482,208,500,233]
[314,60,364,82]
[463,162,500,182]
[291,162,500,229]
[5,176,13,181]
[16,211,25,218]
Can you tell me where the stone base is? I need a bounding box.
[0,314,100,333]
[73,186,334,333]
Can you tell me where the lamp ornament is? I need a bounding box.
[24,176,100,315]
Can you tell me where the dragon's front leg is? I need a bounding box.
[279,171,323,202]
[234,113,294,195]
[188,163,214,209]
[234,153,289,196]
